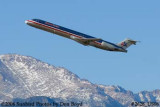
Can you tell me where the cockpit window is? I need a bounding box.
[32,19,39,22]
[32,19,46,24]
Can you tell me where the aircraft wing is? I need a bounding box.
[74,38,101,45]
[70,36,101,45]
[79,38,101,42]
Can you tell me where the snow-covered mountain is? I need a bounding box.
[0,54,159,107]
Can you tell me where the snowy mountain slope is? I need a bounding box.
[0,54,159,107]
[0,54,122,107]
[98,85,160,107]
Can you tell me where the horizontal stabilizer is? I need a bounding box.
[128,40,138,45]
[117,38,139,49]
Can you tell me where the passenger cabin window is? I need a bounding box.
[33,19,37,22]
[45,22,53,26]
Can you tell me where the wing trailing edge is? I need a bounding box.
[70,36,101,45]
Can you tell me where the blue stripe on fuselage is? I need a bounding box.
[32,19,123,49]
[32,19,94,39]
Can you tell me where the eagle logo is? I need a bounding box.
[121,42,127,47]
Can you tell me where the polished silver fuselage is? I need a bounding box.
[25,19,127,52]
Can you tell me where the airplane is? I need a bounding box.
[25,19,138,52]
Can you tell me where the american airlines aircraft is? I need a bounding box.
[25,19,138,52]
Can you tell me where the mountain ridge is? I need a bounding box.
[0,54,159,107]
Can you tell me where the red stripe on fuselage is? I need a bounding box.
[27,20,101,45]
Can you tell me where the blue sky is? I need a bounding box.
[0,0,160,93]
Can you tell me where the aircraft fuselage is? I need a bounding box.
[25,19,127,52]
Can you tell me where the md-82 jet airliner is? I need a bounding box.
[25,19,138,52]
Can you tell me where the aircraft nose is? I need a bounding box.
[25,20,28,24]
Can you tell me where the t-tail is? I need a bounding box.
[117,38,138,50]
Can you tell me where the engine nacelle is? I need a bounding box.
[101,41,115,49]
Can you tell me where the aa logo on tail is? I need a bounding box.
[121,42,127,47]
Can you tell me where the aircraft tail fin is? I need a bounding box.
[117,38,138,49]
